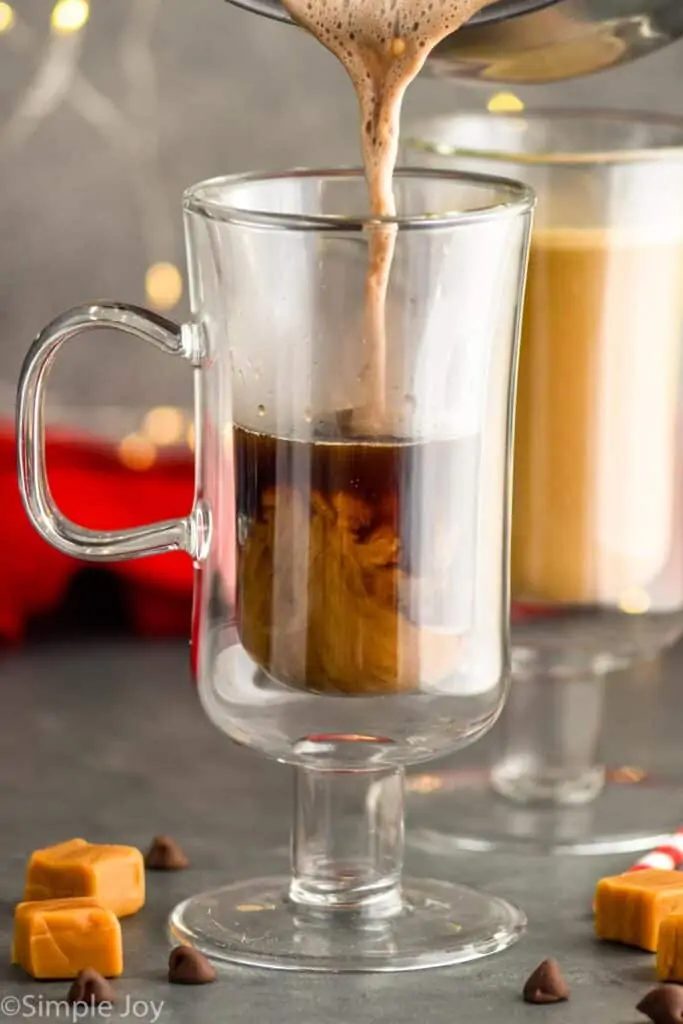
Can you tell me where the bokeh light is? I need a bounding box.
[618,587,651,615]
[142,406,185,446]
[51,0,90,35]
[145,262,183,311]
[117,433,157,472]
[0,3,16,33]
[487,92,525,113]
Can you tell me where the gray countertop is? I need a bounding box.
[0,640,678,1023]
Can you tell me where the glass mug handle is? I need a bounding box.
[16,302,208,562]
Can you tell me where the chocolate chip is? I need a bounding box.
[67,968,116,1005]
[168,946,216,984]
[144,835,189,870]
[637,985,683,1023]
[523,958,570,1004]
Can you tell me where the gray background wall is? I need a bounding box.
[2,0,683,432]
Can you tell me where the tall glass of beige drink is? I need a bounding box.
[404,110,683,854]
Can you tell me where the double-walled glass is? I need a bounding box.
[17,168,533,971]
[404,111,683,854]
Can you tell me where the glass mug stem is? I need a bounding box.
[290,765,404,916]
[16,303,209,562]
[490,671,606,806]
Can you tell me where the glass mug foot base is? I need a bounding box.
[406,767,681,856]
[167,876,526,972]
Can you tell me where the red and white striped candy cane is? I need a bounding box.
[625,830,683,872]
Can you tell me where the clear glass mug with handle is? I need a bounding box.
[403,110,683,856]
[17,168,534,972]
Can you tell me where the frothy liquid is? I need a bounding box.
[280,0,497,431]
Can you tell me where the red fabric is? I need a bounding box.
[2,418,560,645]
[0,422,194,644]
[511,602,560,622]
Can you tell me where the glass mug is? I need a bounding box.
[403,111,683,855]
[17,168,534,972]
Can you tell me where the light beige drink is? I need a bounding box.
[512,226,683,606]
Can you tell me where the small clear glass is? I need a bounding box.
[404,110,683,855]
[16,168,533,971]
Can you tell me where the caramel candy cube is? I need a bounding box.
[12,897,123,979]
[657,913,683,980]
[25,838,144,917]
[595,870,683,951]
